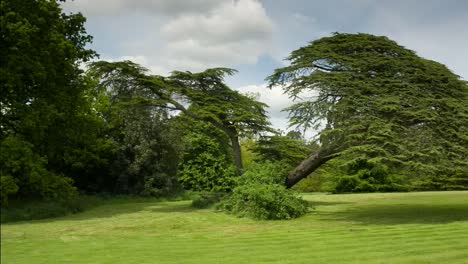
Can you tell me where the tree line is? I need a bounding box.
[1,0,467,206]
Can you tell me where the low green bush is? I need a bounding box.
[218,183,308,220]
[218,162,309,220]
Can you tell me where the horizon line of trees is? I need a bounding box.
[1,0,467,206]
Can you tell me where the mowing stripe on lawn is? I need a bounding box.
[2,191,467,264]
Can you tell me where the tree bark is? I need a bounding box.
[230,135,243,175]
[285,147,338,188]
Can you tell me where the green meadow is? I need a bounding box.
[2,191,468,264]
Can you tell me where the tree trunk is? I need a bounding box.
[285,147,338,188]
[230,135,243,175]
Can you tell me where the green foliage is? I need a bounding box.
[89,61,274,175]
[292,172,327,192]
[0,0,119,200]
[268,33,468,189]
[169,69,273,138]
[252,135,311,164]
[0,176,18,205]
[172,72,274,174]
[237,161,291,185]
[219,162,309,220]
[178,159,236,192]
[107,105,183,195]
[343,158,408,192]
[178,120,237,192]
[240,139,258,169]
[292,159,343,192]
[334,176,361,193]
[75,68,186,195]
[1,0,96,148]
[0,136,76,205]
[219,184,308,220]
[1,0,95,131]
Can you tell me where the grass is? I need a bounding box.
[1,191,468,263]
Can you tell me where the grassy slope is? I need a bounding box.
[1,191,468,264]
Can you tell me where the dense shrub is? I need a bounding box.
[178,126,237,192]
[141,173,179,197]
[237,161,290,185]
[0,176,19,205]
[333,158,409,193]
[334,175,361,193]
[0,136,77,205]
[219,183,308,220]
[178,157,237,192]
[218,162,309,220]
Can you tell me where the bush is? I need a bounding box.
[218,162,309,220]
[335,175,361,193]
[0,136,77,205]
[237,161,290,185]
[178,127,237,192]
[178,158,236,192]
[332,158,410,193]
[218,183,308,220]
[0,176,19,205]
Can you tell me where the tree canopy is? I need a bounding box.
[89,61,273,175]
[1,0,100,203]
[2,0,467,212]
[268,33,468,188]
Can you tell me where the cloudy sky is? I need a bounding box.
[63,0,468,135]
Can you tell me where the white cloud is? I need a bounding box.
[65,0,275,75]
[100,55,171,75]
[236,83,295,134]
[62,0,468,135]
[159,0,274,72]
[161,0,273,44]
[236,83,321,138]
[62,0,224,16]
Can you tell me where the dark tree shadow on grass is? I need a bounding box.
[322,204,468,225]
[307,200,352,207]
[2,200,196,224]
[149,203,197,213]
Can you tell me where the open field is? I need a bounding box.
[2,191,468,264]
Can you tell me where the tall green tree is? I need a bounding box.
[168,69,273,174]
[105,92,183,195]
[268,33,468,189]
[0,0,101,202]
[1,0,95,136]
[89,61,273,175]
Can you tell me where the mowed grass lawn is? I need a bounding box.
[2,191,468,264]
